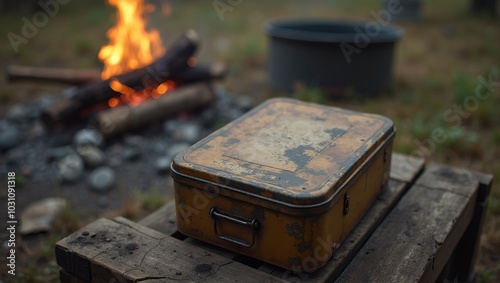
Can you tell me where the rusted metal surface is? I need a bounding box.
[171,98,395,271]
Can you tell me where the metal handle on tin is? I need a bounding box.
[209,207,259,248]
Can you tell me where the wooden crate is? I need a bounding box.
[55,153,492,282]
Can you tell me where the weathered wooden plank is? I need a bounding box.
[336,164,480,283]
[56,217,286,282]
[440,170,493,282]
[390,152,425,183]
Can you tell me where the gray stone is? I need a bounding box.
[155,156,172,173]
[25,104,41,120]
[54,153,84,183]
[122,146,142,160]
[0,123,20,151]
[76,145,105,168]
[165,120,202,144]
[163,120,180,134]
[89,166,115,192]
[73,129,103,147]
[178,122,201,144]
[27,121,46,139]
[39,94,57,108]
[124,135,145,146]
[108,156,122,168]
[45,146,74,162]
[167,142,191,158]
[151,140,167,154]
[7,104,28,123]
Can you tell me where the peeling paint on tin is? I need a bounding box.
[301,167,328,177]
[200,143,214,150]
[286,222,305,240]
[324,128,346,139]
[173,98,394,207]
[297,240,313,253]
[222,137,240,147]
[284,145,316,168]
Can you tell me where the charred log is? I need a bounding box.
[7,62,227,86]
[6,65,101,85]
[97,82,215,138]
[172,62,228,84]
[41,30,199,129]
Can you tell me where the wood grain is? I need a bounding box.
[56,217,286,282]
[336,163,480,283]
[390,152,425,183]
[138,196,177,236]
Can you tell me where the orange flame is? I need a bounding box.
[99,0,170,107]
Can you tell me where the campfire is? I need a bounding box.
[8,0,227,137]
[98,0,167,107]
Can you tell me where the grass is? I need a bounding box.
[132,187,171,217]
[293,84,328,104]
[0,0,499,281]
[479,271,497,283]
[102,186,171,221]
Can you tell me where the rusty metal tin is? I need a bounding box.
[172,98,395,271]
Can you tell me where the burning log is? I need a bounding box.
[7,62,227,86]
[41,30,199,129]
[6,65,101,85]
[97,82,215,138]
[172,62,228,84]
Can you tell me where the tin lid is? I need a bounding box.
[172,98,394,208]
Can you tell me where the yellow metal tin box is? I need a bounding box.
[171,98,395,271]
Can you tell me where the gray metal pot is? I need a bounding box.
[264,20,404,95]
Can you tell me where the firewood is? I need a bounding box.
[97,82,215,138]
[172,62,228,84]
[6,65,101,85]
[41,30,199,129]
[7,61,227,87]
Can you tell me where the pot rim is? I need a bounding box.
[264,19,404,43]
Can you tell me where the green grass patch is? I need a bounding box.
[293,85,328,104]
[479,271,497,283]
[134,188,171,214]
[452,69,499,127]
